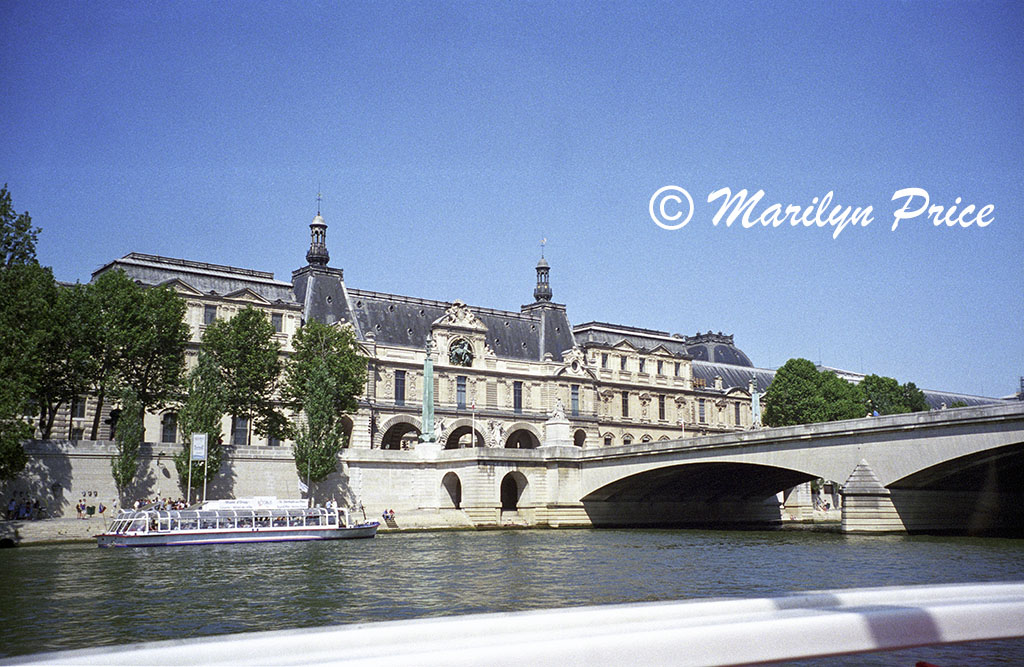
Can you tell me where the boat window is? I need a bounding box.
[169,519,178,531]
[327,514,337,525]
[200,517,217,530]
[129,518,146,532]
[307,515,321,526]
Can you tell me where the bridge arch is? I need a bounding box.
[443,418,485,449]
[582,462,815,503]
[504,423,542,449]
[441,472,462,509]
[500,471,529,510]
[378,415,421,450]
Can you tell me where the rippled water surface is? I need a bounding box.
[2,529,1023,664]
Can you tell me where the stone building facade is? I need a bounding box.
[46,211,768,452]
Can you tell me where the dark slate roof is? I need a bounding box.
[692,360,776,393]
[573,322,755,367]
[574,321,692,357]
[296,271,576,361]
[95,253,296,303]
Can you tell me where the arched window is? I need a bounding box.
[160,413,178,443]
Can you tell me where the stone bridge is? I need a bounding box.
[392,402,1024,535]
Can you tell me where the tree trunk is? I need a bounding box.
[90,388,105,440]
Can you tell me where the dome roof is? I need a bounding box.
[536,257,549,269]
[311,213,326,227]
[685,332,753,367]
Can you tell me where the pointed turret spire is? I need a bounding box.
[534,252,552,302]
[306,199,330,267]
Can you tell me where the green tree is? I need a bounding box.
[0,390,31,482]
[85,270,189,439]
[284,321,365,492]
[861,374,910,415]
[203,306,284,446]
[283,320,366,415]
[902,382,930,413]
[0,185,39,268]
[292,360,347,487]
[0,186,41,478]
[763,358,827,427]
[820,371,866,422]
[110,387,144,501]
[173,351,227,498]
[31,283,97,438]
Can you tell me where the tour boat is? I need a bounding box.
[96,497,379,548]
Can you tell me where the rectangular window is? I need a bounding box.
[657,360,663,375]
[601,353,608,369]
[271,313,283,333]
[735,402,741,424]
[659,395,666,421]
[603,434,612,447]
[71,428,83,441]
[638,359,645,374]
[268,436,280,447]
[571,385,579,416]
[161,413,177,443]
[395,370,406,406]
[621,391,629,418]
[231,416,248,446]
[456,376,466,410]
[513,381,523,414]
[71,396,86,419]
[204,305,217,325]
[698,399,706,423]
[674,362,680,377]
[620,356,627,371]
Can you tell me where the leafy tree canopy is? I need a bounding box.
[84,270,189,438]
[174,351,227,496]
[203,306,283,445]
[283,320,366,416]
[292,359,346,485]
[763,358,829,427]
[0,185,39,268]
[111,387,144,500]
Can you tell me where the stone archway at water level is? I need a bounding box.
[500,472,527,511]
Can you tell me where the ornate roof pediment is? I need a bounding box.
[223,287,271,305]
[553,346,598,379]
[432,300,488,332]
[159,278,204,296]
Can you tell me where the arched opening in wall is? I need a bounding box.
[505,428,540,449]
[641,434,652,443]
[441,472,462,509]
[381,422,420,450]
[340,416,354,448]
[500,472,527,511]
[573,429,586,447]
[444,425,485,449]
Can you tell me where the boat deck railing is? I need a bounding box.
[9,582,1024,665]
[106,506,340,534]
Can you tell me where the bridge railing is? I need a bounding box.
[12,582,1024,665]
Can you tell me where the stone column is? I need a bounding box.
[841,459,906,533]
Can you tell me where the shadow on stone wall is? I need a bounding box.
[312,466,357,509]
[1,441,74,517]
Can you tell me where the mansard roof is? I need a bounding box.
[95,253,295,303]
[293,266,576,362]
[573,321,755,367]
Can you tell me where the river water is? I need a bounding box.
[2,529,1023,665]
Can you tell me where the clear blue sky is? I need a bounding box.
[2,1,1022,398]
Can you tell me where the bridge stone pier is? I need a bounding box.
[6,404,1023,536]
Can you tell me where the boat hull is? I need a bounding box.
[96,523,379,548]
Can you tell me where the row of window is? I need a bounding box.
[617,393,742,424]
[393,373,581,417]
[600,353,682,377]
[202,305,284,333]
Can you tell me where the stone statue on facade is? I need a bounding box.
[551,398,567,420]
[449,339,473,367]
